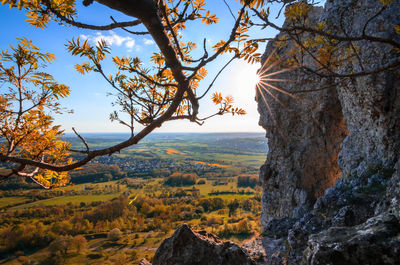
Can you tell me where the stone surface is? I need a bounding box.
[257,5,348,228]
[152,224,256,265]
[243,236,289,265]
[254,0,400,264]
[322,0,400,175]
[302,214,400,265]
[257,0,400,230]
[152,1,400,265]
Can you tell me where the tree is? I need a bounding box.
[71,235,87,253]
[48,235,73,256]
[163,172,198,186]
[1,0,399,188]
[107,227,123,241]
[251,0,400,78]
[0,0,259,188]
[0,38,72,187]
[228,198,240,217]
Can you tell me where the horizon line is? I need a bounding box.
[63,131,265,134]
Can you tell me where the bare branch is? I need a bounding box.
[72,127,90,153]
[110,16,149,35]
[197,55,237,100]
[223,0,236,21]
[252,8,400,49]
[42,0,142,31]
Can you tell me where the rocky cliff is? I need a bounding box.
[258,0,400,227]
[257,5,348,228]
[142,0,400,264]
[254,0,400,264]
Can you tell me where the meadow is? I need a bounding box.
[0,133,266,264]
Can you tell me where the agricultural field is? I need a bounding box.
[0,133,267,264]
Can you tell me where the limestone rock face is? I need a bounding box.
[257,0,400,231]
[152,1,400,264]
[322,0,400,175]
[257,6,348,228]
[302,214,400,265]
[152,224,256,265]
[254,0,400,264]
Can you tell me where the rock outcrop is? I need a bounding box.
[257,6,348,227]
[257,0,400,229]
[149,0,400,264]
[152,224,256,265]
[303,213,400,265]
[323,0,400,175]
[254,0,400,264]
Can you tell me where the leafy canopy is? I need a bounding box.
[0,0,266,187]
[0,38,71,187]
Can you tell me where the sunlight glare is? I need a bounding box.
[255,49,301,127]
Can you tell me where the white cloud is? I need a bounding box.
[125,39,135,49]
[143,38,155,45]
[80,31,135,49]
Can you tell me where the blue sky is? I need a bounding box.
[0,1,289,133]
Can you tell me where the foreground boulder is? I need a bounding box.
[152,224,256,265]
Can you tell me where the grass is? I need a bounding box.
[0,133,265,264]
[0,196,30,208]
[5,178,257,211]
[10,193,120,210]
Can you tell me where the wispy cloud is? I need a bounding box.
[143,38,155,45]
[80,31,135,49]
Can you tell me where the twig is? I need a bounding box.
[72,127,90,153]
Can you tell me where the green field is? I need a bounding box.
[10,193,120,210]
[5,177,257,211]
[0,197,29,208]
[0,133,265,264]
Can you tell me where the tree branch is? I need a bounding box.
[42,0,143,31]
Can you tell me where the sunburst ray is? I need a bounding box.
[254,49,305,130]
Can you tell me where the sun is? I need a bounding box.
[254,50,299,125]
[229,62,261,99]
[253,72,261,87]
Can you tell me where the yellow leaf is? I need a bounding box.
[380,0,394,5]
[395,25,400,35]
[212,92,222,104]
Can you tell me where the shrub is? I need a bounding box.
[237,219,252,235]
[197,179,206,185]
[163,172,198,186]
[237,175,258,188]
[72,235,87,253]
[108,228,122,241]
[198,197,225,212]
[48,235,73,256]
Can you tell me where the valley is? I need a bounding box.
[0,133,267,264]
